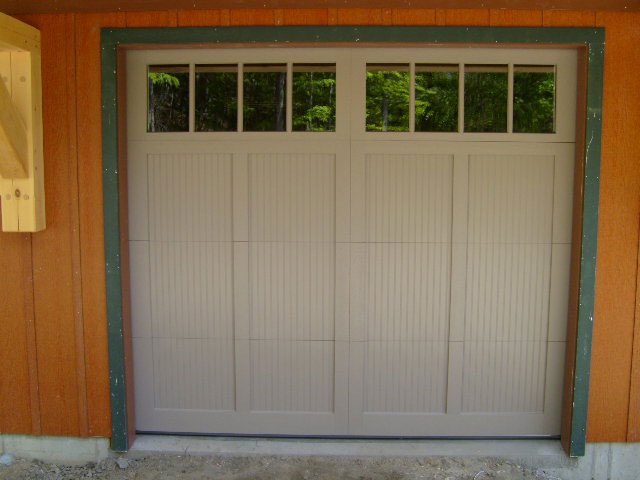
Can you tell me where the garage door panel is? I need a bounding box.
[130,241,152,339]
[250,339,335,412]
[152,338,236,411]
[248,242,335,341]
[364,154,453,243]
[464,243,552,342]
[148,153,233,242]
[356,412,557,437]
[363,341,448,414]
[127,152,149,241]
[468,154,554,244]
[462,340,547,413]
[365,243,451,342]
[248,153,335,242]
[149,241,234,339]
[552,151,576,244]
[549,243,572,342]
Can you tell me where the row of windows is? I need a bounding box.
[147,63,555,134]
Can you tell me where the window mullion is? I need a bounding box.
[286,62,293,132]
[507,62,514,133]
[188,63,195,132]
[409,62,415,133]
[237,62,243,133]
[458,62,464,133]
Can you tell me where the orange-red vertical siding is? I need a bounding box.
[1,8,639,442]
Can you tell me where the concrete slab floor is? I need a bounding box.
[1,434,640,479]
[124,435,640,480]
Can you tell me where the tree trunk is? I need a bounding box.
[308,72,314,131]
[382,91,390,132]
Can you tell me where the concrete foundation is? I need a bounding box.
[1,433,639,479]
[0,434,110,465]
[129,436,640,480]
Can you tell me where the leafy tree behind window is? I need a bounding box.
[148,70,189,132]
[366,69,410,132]
[514,72,555,133]
[292,71,336,132]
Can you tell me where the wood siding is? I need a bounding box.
[1,8,638,442]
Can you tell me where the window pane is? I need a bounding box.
[514,65,556,133]
[195,65,237,132]
[148,65,189,132]
[415,64,458,132]
[366,64,409,132]
[292,64,336,132]
[464,65,508,133]
[243,64,287,132]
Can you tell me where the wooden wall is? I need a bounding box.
[1,8,639,442]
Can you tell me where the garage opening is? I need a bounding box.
[126,46,577,437]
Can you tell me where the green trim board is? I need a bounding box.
[101,26,605,455]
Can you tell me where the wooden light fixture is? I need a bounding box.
[0,12,45,232]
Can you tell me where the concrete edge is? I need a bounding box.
[1,434,639,480]
[127,436,640,480]
[0,434,110,465]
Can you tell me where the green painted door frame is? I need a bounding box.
[101,25,605,456]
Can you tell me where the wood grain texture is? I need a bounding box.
[4,1,640,15]
[337,9,383,25]
[64,12,90,438]
[629,214,640,442]
[27,13,81,436]
[75,11,126,438]
[327,9,337,25]
[542,10,596,26]
[391,9,436,25]
[22,233,40,434]
[125,10,177,27]
[229,9,275,25]
[596,13,640,157]
[588,12,640,443]
[489,9,542,26]
[443,9,490,26]
[0,233,34,433]
[281,9,328,25]
[177,9,222,26]
[382,9,392,25]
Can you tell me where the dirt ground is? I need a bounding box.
[0,455,563,480]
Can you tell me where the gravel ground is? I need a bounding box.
[0,455,563,480]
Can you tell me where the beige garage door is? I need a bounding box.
[127,46,577,436]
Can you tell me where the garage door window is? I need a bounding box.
[147,64,189,132]
[195,64,238,132]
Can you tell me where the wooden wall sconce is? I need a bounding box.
[0,12,45,232]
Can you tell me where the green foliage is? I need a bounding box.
[195,72,237,132]
[464,72,508,132]
[513,72,555,133]
[366,70,410,131]
[148,72,181,88]
[244,71,287,131]
[292,72,336,132]
[147,65,556,135]
[147,71,189,132]
[415,71,458,132]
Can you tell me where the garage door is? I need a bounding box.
[126,47,577,436]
